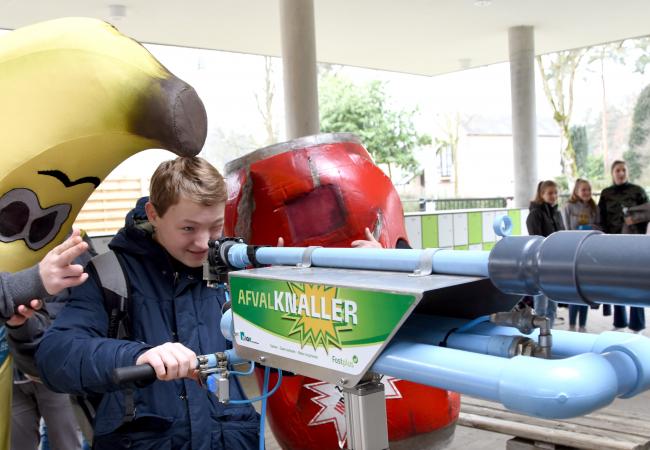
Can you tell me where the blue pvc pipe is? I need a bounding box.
[221,309,650,418]
[395,322,525,358]
[407,314,650,399]
[227,244,490,276]
[221,309,234,341]
[259,366,270,450]
[372,339,630,419]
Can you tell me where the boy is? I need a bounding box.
[36,157,259,450]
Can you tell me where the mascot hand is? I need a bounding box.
[39,230,88,295]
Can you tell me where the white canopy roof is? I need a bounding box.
[2,0,649,76]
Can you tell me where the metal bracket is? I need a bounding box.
[409,248,440,277]
[297,246,322,268]
[343,375,389,450]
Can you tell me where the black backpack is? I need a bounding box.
[71,250,133,443]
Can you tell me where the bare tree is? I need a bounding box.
[585,42,625,175]
[537,49,587,184]
[255,56,277,146]
[586,38,650,174]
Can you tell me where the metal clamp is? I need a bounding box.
[297,246,322,268]
[410,248,440,277]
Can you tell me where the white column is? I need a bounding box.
[279,0,320,139]
[509,26,538,208]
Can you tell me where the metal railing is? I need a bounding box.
[402,197,509,213]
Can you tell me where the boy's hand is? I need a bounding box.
[39,229,89,295]
[351,227,383,249]
[136,342,198,381]
[6,299,42,327]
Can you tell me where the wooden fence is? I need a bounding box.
[74,178,148,235]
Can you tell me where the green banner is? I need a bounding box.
[230,276,416,352]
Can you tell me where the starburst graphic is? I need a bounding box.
[283,283,352,352]
[304,377,403,448]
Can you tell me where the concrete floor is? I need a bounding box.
[242,305,650,450]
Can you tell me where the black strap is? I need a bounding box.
[438,327,458,348]
[122,388,136,423]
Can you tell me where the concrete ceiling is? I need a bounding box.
[1,0,649,76]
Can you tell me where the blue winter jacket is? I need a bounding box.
[36,199,259,450]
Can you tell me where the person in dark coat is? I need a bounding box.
[598,160,648,333]
[526,180,565,327]
[6,231,95,450]
[526,180,565,238]
[0,231,89,450]
[36,157,259,450]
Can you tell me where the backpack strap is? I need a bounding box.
[88,250,136,423]
[90,251,131,340]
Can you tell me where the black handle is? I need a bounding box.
[112,364,157,385]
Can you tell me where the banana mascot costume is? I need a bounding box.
[0,18,208,448]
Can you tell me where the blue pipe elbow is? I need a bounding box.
[372,340,634,419]
[497,353,619,418]
[600,336,650,398]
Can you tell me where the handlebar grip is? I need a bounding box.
[112,364,157,385]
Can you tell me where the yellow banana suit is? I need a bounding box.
[0,17,208,448]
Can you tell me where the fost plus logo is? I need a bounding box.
[332,354,359,368]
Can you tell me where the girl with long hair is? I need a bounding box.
[562,179,599,332]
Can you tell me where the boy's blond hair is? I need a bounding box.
[149,157,226,216]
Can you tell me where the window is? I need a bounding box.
[437,145,453,178]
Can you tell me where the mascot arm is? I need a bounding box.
[0,265,49,321]
[36,276,149,396]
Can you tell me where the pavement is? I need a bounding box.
[241,305,649,450]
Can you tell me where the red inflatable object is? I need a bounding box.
[225,133,460,449]
[225,133,408,248]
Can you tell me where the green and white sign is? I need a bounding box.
[230,275,416,376]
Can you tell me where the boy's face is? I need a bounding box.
[145,195,224,268]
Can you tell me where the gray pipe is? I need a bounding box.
[488,231,650,307]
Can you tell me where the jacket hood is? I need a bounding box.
[109,196,160,258]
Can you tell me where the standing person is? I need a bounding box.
[6,231,96,450]
[526,180,565,327]
[562,179,600,332]
[598,160,648,333]
[7,300,84,450]
[36,157,259,450]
